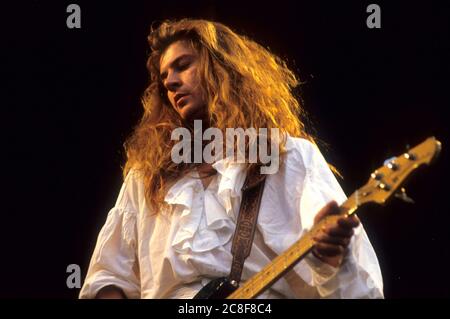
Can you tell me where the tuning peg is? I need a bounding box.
[394,187,415,204]
[383,156,399,170]
[383,156,396,166]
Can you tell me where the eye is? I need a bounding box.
[177,60,191,71]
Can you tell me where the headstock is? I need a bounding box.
[346,137,441,212]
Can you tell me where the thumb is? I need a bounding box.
[313,200,340,224]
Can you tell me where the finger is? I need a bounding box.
[337,215,360,229]
[314,201,340,224]
[314,243,345,257]
[324,225,355,238]
[314,232,351,247]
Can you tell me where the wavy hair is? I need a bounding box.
[123,18,331,212]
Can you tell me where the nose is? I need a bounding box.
[163,70,182,92]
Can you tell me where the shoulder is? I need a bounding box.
[282,136,341,194]
[284,136,327,172]
[261,136,321,192]
[114,168,147,214]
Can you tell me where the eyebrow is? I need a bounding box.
[160,54,194,79]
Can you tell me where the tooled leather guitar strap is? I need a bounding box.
[228,167,266,287]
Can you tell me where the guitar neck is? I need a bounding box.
[227,196,359,299]
[226,136,441,298]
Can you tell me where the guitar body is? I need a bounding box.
[193,277,236,299]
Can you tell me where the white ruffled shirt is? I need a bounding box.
[79,136,384,299]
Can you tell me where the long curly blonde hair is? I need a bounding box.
[123,18,326,212]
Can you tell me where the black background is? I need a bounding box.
[2,0,449,298]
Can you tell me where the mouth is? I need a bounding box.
[175,94,189,108]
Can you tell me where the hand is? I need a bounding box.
[312,201,360,268]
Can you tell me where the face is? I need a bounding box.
[159,40,208,123]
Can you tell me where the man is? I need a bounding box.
[79,19,383,299]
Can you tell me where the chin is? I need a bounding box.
[180,103,205,122]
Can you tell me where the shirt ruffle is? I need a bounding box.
[164,158,247,255]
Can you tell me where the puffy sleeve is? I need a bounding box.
[291,138,384,298]
[79,172,141,299]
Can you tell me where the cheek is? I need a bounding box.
[190,75,205,102]
[185,64,201,86]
